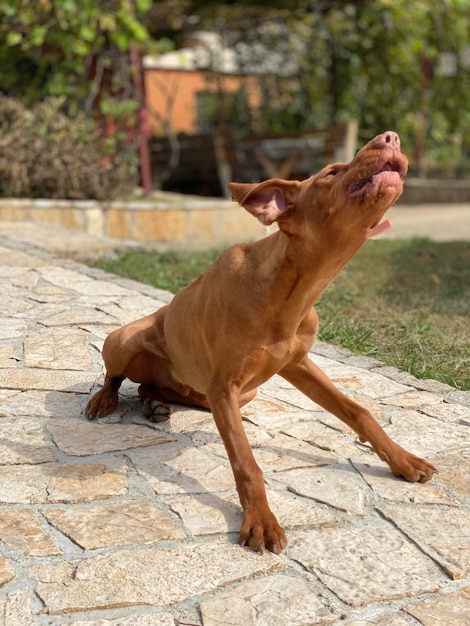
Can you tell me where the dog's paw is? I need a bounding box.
[142,399,171,422]
[85,389,118,420]
[238,508,287,555]
[388,450,437,483]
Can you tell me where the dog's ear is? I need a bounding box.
[228,179,301,226]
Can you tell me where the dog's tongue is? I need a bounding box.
[366,219,392,239]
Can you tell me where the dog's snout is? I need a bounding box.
[372,131,400,150]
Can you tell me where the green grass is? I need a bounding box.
[94,238,470,391]
[98,248,224,294]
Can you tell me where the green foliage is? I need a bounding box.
[189,0,470,174]
[0,0,153,198]
[1,0,469,180]
[0,0,152,100]
[0,96,138,200]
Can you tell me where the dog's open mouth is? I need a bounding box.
[350,158,406,195]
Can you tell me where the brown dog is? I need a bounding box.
[86,131,436,554]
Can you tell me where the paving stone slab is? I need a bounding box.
[0,508,60,556]
[432,452,470,498]
[79,323,118,341]
[128,444,235,495]
[43,499,185,549]
[23,327,93,371]
[92,302,149,326]
[272,465,365,514]
[169,492,242,536]
[404,584,470,625]
[169,489,338,537]
[93,297,165,326]
[200,574,336,625]
[262,380,327,412]
[37,266,134,297]
[429,396,470,420]
[0,555,15,588]
[0,589,34,626]
[0,389,83,419]
[29,542,281,614]
[317,365,411,399]
[0,263,27,278]
[265,378,387,423]
[194,420,271,452]
[0,417,56,464]
[141,405,214,435]
[110,293,168,314]
[21,274,74,300]
[0,344,17,368]
[0,459,128,504]
[444,388,470,407]
[0,390,20,404]
[46,417,174,455]
[0,318,28,340]
[378,504,470,579]
[9,268,40,289]
[38,307,120,327]
[241,396,302,430]
[252,432,339,472]
[267,489,340,529]
[70,614,175,626]
[280,420,362,457]
[383,389,444,408]
[0,295,34,315]
[0,368,98,393]
[288,527,440,606]
[0,245,48,267]
[27,291,75,306]
[384,410,469,456]
[351,458,459,505]
[345,615,410,626]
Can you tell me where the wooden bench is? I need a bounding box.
[150,121,358,197]
[150,132,225,196]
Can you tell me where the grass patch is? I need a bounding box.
[95,238,469,391]
[97,248,223,294]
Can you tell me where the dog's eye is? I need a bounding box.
[324,168,340,177]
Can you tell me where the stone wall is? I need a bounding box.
[0,193,265,247]
[2,178,469,248]
[400,178,470,204]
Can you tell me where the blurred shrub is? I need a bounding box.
[0,96,138,200]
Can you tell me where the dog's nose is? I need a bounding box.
[372,131,400,150]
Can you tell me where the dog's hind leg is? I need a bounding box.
[138,383,174,422]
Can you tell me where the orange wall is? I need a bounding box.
[144,68,260,135]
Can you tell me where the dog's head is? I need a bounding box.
[229,131,408,244]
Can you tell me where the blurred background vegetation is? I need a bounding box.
[1,0,469,199]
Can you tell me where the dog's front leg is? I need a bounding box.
[206,383,287,554]
[86,374,124,419]
[280,357,437,482]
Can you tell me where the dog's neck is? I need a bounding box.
[249,227,364,326]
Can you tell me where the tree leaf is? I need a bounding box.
[30,25,47,46]
[79,24,96,43]
[6,31,23,47]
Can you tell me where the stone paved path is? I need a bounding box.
[0,223,469,625]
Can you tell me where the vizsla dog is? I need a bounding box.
[86,131,436,554]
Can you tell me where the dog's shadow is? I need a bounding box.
[38,382,410,541]
[40,382,243,538]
